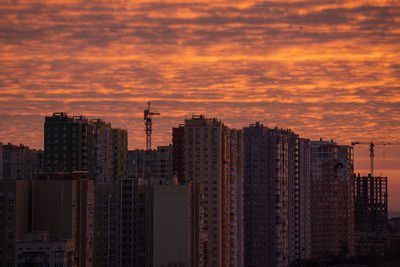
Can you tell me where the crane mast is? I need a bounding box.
[144,101,160,151]
[370,143,374,177]
[351,141,399,177]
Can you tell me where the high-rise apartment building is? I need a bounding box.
[127,145,173,181]
[0,143,3,179]
[310,140,355,259]
[112,128,128,181]
[127,149,158,180]
[119,177,192,266]
[92,119,114,184]
[140,182,191,266]
[44,113,94,173]
[298,138,312,261]
[173,115,244,266]
[0,180,17,267]
[243,123,311,267]
[44,113,127,183]
[156,145,173,180]
[172,125,185,184]
[94,184,119,266]
[354,174,388,257]
[120,177,135,267]
[2,143,43,180]
[354,173,388,233]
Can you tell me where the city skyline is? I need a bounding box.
[0,0,399,211]
[1,112,399,266]
[2,110,400,213]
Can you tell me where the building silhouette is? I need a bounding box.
[243,123,311,267]
[119,178,192,266]
[310,140,355,259]
[44,113,94,173]
[354,173,388,233]
[127,145,173,181]
[2,143,43,180]
[173,115,244,266]
[44,112,127,183]
[1,176,94,267]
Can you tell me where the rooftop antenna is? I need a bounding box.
[144,101,160,151]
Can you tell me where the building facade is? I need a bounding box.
[173,115,244,266]
[44,113,94,173]
[2,143,43,180]
[112,128,128,182]
[120,177,135,267]
[44,113,127,183]
[1,177,94,267]
[15,231,76,266]
[94,184,119,266]
[354,174,388,257]
[310,140,355,259]
[127,145,173,181]
[119,177,192,267]
[298,138,312,261]
[354,173,388,233]
[172,125,185,184]
[0,180,17,267]
[243,123,311,267]
[92,119,114,184]
[127,149,158,180]
[0,143,3,179]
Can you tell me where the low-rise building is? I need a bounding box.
[16,231,76,266]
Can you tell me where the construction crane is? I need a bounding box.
[351,141,400,176]
[144,101,160,151]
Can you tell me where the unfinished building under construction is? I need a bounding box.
[354,173,388,233]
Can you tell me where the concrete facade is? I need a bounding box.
[0,180,17,267]
[1,178,94,267]
[156,145,173,180]
[243,123,311,267]
[153,184,190,267]
[173,115,244,267]
[1,178,95,267]
[92,119,114,184]
[172,126,185,184]
[119,178,191,267]
[94,184,119,266]
[2,143,43,180]
[112,128,128,182]
[0,143,3,179]
[298,138,312,261]
[44,113,127,183]
[44,113,94,173]
[120,177,135,267]
[354,174,388,257]
[16,231,76,266]
[354,174,388,233]
[127,145,173,181]
[310,140,355,259]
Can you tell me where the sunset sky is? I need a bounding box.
[0,0,399,209]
